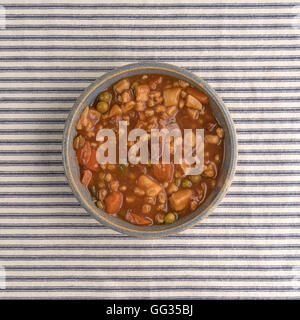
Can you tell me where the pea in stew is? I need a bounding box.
[73,74,224,226]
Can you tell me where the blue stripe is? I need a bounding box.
[1,287,299,292]
[1,244,300,250]
[0,254,300,260]
[0,130,63,135]
[5,2,300,10]
[6,24,300,30]
[0,35,299,41]
[4,265,298,271]
[0,119,65,123]
[4,14,300,20]
[5,3,300,9]
[1,45,300,51]
[0,140,62,145]
[3,276,299,282]
[0,150,61,155]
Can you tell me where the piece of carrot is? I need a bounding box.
[105,191,123,214]
[77,141,91,166]
[81,169,92,187]
[125,211,152,226]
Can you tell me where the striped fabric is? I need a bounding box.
[0,0,300,299]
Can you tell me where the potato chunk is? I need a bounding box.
[114,79,130,94]
[186,87,209,105]
[170,189,192,211]
[186,95,203,110]
[163,87,181,107]
[136,85,150,102]
[137,175,162,197]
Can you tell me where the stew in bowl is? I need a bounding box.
[63,62,237,238]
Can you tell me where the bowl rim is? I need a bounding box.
[62,62,238,238]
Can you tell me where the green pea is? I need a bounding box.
[98,172,105,180]
[181,178,192,188]
[165,212,176,224]
[98,91,111,102]
[96,101,109,114]
[131,81,139,90]
[189,175,201,184]
[96,200,104,210]
[119,164,129,176]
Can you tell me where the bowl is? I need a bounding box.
[62,62,238,238]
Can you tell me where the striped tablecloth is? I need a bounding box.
[0,0,300,299]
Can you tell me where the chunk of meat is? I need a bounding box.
[186,87,209,105]
[81,169,92,187]
[76,106,101,131]
[136,84,150,102]
[137,175,162,197]
[105,191,123,214]
[163,87,181,107]
[109,104,122,117]
[153,164,174,182]
[125,211,152,226]
[186,95,203,111]
[88,109,101,126]
[114,78,130,94]
[169,189,193,211]
[149,76,163,90]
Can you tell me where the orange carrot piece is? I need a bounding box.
[85,148,99,172]
[125,212,152,226]
[81,169,92,187]
[153,163,174,182]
